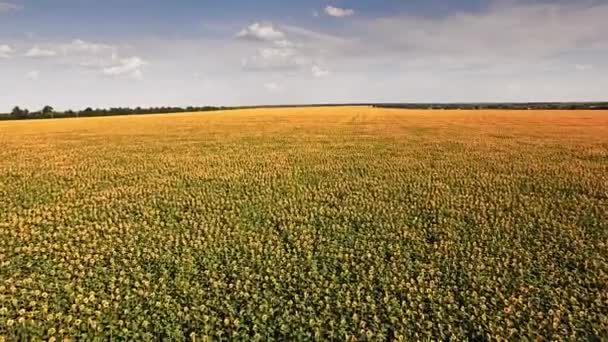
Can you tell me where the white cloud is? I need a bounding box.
[0,44,14,58]
[62,39,115,55]
[324,5,354,18]
[25,70,40,81]
[236,22,285,42]
[0,2,19,11]
[102,56,147,79]
[20,39,141,78]
[21,40,116,58]
[15,39,142,78]
[575,64,593,71]
[311,65,330,78]
[25,46,58,58]
[237,23,342,74]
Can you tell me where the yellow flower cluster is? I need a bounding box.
[0,107,607,340]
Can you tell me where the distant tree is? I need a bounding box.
[11,106,22,117]
[42,105,54,118]
[11,106,29,119]
[81,107,93,117]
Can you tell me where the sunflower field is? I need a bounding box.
[0,107,607,340]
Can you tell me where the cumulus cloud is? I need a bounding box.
[59,40,123,72]
[324,5,354,18]
[102,56,147,79]
[0,2,19,11]
[233,1,608,101]
[237,22,342,74]
[25,70,40,80]
[17,39,144,78]
[0,44,14,58]
[25,46,58,58]
[236,22,285,42]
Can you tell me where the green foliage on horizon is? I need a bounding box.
[0,105,225,121]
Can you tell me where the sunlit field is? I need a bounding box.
[0,107,607,340]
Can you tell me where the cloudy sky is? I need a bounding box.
[0,0,607,111]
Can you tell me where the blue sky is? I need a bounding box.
[1,0,607,111]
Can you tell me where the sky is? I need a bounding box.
[0,0,607,111]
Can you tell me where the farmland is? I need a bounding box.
[0,107,607,340]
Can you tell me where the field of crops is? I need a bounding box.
[0,107,607,340]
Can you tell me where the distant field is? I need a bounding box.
[0,107,607,340]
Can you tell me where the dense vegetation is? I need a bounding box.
[373,102,608,110]
[0,105,224,121]
[0,107,606,340]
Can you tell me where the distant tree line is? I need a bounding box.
[372,102,608,110]
[0,105,225,121]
